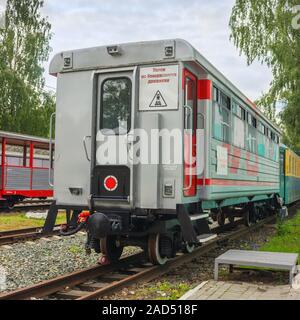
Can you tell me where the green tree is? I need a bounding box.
[0,0,54,137]
[230,0,300,151]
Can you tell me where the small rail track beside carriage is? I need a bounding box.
[1,199,52,212]
[0,225,60,246]
[0,215,276,300]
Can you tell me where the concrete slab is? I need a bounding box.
[214,250,298,285]
[180,281,300,300]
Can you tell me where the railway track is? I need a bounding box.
[0,226,60,246]
[0,200,53,213]
[0,215,275,300]
[13,200,52,211]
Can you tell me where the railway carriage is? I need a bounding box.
[0,131,54,209]
[46,39,283,265]
[280,145,300,206]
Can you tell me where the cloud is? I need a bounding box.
[42,0,272,101]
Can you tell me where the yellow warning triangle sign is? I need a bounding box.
[150,91,167,108]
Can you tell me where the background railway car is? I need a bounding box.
[46,39,283,265]
[0,131,54,209]
[280,145,300,206]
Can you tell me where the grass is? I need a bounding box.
[68,245,85,255]
[260,211,300,264]
[143,281,191,300]
[0,212,67,231]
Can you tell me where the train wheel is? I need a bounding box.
[183,242,195,254]
[244,210,253,227]
[148,234,169,265]
[6,200,15,210]
[228,215,235,224]
[100,236,123,263]
[217,210,225,227]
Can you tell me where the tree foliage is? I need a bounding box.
[230,0,300,151]
[0,0,54,137]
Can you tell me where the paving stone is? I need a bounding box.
[181,280,300,300]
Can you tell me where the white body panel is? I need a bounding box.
[54,71,93,206]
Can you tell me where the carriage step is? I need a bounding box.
[189,213,209,221]
[197,234,217,243]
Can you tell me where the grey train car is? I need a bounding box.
[46,39,282,265]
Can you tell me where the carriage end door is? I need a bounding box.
[183,69,197,197]
[94,70,135,203]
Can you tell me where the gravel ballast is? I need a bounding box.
[0,233,140,292]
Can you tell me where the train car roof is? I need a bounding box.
[0,131,53,149]
[281,143,300,157]
[49,38,280,134]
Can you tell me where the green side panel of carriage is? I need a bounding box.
[201,138,280,210]
[202,194,275,210]
[283,176,300,205]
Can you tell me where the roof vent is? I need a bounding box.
[107,45,121,56]
[164,40,175,59]
[63,52,73,69]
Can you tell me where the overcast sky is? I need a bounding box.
[42,0,272,102]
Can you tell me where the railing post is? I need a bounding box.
[1,138,6,191]
[30,142,34,191]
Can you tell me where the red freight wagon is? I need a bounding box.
[0,131,54,209]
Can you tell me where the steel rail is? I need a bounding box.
[77,215,275,300]
[0,226,60,246]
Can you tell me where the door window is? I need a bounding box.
[100,78,132,135]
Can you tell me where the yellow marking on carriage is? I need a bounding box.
[285,149,300,178]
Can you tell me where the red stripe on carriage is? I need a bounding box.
[196,179,212,186]
[197,179,277,187]
[198,80,212,100]
[1,190,53,197]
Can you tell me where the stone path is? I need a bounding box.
[180,280,300,300]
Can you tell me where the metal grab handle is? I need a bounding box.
[183,105,193,191]
[83,135,91,162]
[126,133,136,161]
[49,112,56,187]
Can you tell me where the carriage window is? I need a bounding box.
[247,113,257,153]
[258,122,266,135]
[232,102,245,148]
[213,86,219,102]
[271,131,276,141]
[220,92,231,110]
[184,77,196,131]
[233,114,245,148]
[237,106,245,120]
[213,89,231,143]
[233,101,245,120]
[100,78,132,135]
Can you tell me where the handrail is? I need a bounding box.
[183,105,193,192]
[48,112,55,187]
[83,135,91,162]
